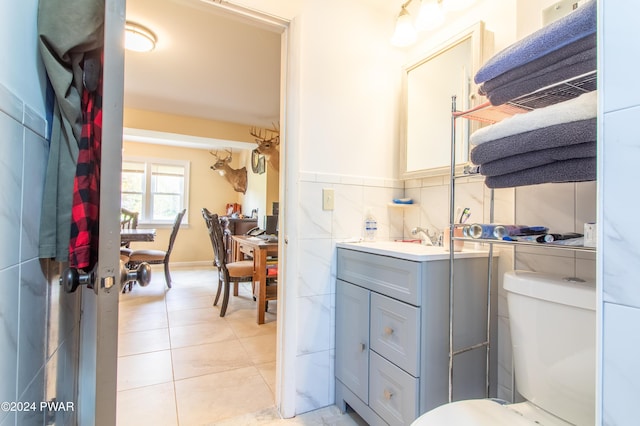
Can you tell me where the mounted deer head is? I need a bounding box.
[250,125,280,171]
[209,150,248,194]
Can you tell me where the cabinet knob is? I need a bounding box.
[359,342,366,352]
[384,326,394,336]
[384,389,393,400]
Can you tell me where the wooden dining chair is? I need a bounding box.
[127,209,186,289]
[202,208,253,317]
[120,208,139,262]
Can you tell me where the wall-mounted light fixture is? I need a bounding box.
[125,21,157,52]
[391,0,475,47]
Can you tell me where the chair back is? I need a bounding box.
[165,209,187,259]
[121,208,139,229]
[202,208,227,269]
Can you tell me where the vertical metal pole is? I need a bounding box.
[485,188,495,398]
[448,95,457,403]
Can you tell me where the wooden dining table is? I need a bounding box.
[120,228,156,244]
[231,235,279,324]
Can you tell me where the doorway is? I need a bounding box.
[117,0,290,423]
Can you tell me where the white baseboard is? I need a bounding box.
[164,260,214,269]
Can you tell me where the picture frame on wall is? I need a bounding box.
[251,149,266,174]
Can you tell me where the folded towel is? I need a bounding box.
[480,46,596,106]
[479,141,596,177]
[484,157,596,188]
[470,91,597,146]
[483,55,595,106]
[470,118,596,164]
[474,0,596,84]
[479,34,596,93]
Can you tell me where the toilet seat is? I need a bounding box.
[411,399,571,426]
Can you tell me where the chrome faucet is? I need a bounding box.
[411,227,441,246]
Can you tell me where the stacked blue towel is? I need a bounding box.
[475,0,596,106]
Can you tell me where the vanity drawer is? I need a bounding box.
[369,351,419,426]
[370,293,420,377]
[337,249,421,305]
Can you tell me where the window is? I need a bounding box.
[121,157,189,224]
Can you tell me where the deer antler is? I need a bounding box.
[250,126,279,142]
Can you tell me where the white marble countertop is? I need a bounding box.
[336,240,494,262]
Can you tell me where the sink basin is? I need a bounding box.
[336,240,490,261]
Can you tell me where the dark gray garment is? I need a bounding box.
[37,0,104,261]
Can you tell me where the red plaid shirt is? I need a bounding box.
[68,53,103,270]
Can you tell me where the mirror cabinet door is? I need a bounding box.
[401,22,493,179]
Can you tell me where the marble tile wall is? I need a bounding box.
[0,82,81,426]
[296,172,403,414]
[600,1,640,424]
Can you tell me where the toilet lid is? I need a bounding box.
[411,400,543,426]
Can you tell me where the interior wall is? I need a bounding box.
[123,140,254,264]
[124,107,255,142]
[600,1,640,423]
[1,1,81,424]
[239,148,266,220]
[285,0,406,414]
[123,107,277,264]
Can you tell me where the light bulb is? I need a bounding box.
[391,8,417,47]
[415,0,445,32]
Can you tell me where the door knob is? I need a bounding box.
[60,268,94,293]
[120,261,152,289]
[61,262,152,293]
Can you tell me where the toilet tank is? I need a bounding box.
[504,270,595,426]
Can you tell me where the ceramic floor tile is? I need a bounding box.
[167,306,220,328]
[240,334,277,365]
[174,366,274,425]
[164,285,216,302]
[118,310,168,334]
[119,296,167,315]
[117,350,173,391]
[211,405,367,426]
[118,328,170,357]
[165,293,216,312]
[116,267,281,425]
[171,339,253,381]
[169,321,236,349]
[225,314,277,339]
[256,361,276,396]
[116,382,178,426]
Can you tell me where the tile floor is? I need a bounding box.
[116,266,365,426]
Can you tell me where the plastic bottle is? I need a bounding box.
[364,210,378,241]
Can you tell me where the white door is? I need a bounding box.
[76,0,127,424]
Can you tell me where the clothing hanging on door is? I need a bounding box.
[37,0,104,263]
[68,51,103,271]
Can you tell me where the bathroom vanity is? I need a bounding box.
[335,241,497,426]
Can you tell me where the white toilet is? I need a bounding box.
[412,270,596,425]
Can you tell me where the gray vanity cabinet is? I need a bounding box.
[335,246,495,426]
[335,281,370,403]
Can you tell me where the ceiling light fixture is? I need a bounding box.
[391,0,475,47]
[125,21,157,52]
[391,5,418,47]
